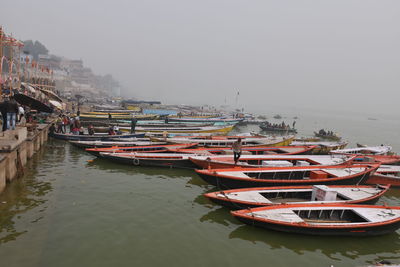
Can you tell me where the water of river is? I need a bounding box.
[0,111,399,267]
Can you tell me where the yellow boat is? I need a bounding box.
[121,125,235,135]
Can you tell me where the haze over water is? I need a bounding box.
[2,0,400,113]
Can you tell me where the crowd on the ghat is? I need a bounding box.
[49,111,95,136]
[49,112,138,136]
[0,95,39,132]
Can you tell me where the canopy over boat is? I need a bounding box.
[231,204,400,236]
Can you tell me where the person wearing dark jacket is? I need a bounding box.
[0,100,7,132]
[5,97,19,130]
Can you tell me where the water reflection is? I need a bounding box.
[0,151,53,244]
[85,156,197,179]
[199,207,240,226]
[229,225,400,260]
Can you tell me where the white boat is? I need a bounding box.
[331,146,392,155]
[189,154,356,169]
[205,184,389,209]
[231,204,400,236]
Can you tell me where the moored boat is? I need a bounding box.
[69,139,163,149]
[99,152,198,169]
[170,145,317,156]
[49,132,145,141]
[204,184,389,209]
[231,204,400,236]
[154,135,294,147]
[195,164,379,188]
[365,165,400,187]
[85,143,198,156]
[189,154,355,169]
[291,140,348,154]
[331,146,392,155]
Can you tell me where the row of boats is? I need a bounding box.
[49,124,400,237]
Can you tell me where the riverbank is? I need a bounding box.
[0,123,51,194]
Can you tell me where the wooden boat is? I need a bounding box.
[314,132,341,141]
[69,139,161,149]
[49,132,145,141]
[189,154,356,169]
[231,204,400,236]
[14,93,53,113]
[170,145,316,156]
[331,146,392,155]
[195,164,379,188]
[204,185,389,209]
[124,125,235,134]
[366,174,400,187]
[366,165,400,187]
[291,140,348,154]
[352,155,400,165]
[153,135,294,147]
[168,117,243,124]
[79,114,158,121]
[99,152,198,168]
[85,143,197,156]
[260,124,297,133]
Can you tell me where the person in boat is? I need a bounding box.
[56,116,63,133]
[108,126,115,135]
[162,131,168,141]
[79,126,84,135]
[62,115,69,133]
[88,124,95,135]
[232,138,242,165]
[114,125,122,135]
[130,118,137,134]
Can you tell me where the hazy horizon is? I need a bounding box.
[2,0,399,114]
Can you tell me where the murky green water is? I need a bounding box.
[0,112,399,267]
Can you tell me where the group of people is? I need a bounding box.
[318,129,335,136]
[51,113,88,135]
[0,96,25,132]
[263,121,296,130]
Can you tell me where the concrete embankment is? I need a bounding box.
[0,124,50,193]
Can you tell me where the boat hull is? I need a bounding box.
[366,174,400,187]
[49,132,145,141]
[204,185,388,210]
[100,154,197,169]
[196,168,375,189]
[233,214,400,236]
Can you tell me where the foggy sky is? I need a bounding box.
[2,0,400,114]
